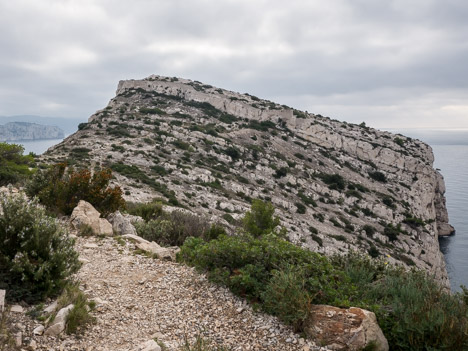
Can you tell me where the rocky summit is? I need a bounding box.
[42,75,453,285]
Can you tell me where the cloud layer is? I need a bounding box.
[1,0,467,128]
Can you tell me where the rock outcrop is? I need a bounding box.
[70,200,113,236]
[136,340,161,351]
[304,305,389,351]
[44,304,74,336]
[42,75,453,286]
[122,234,179,261]
[107,210,139,236]
[0,122,64,141]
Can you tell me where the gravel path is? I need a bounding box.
[15,236,326,351]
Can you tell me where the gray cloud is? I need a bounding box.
[0,0,467,129]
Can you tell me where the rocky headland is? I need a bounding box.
[0,122,64,142]
[41,75,454,286]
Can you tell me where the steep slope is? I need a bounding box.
[0,121,64,141]
[42,75,453,285]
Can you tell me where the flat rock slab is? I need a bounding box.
[10,305,24,313]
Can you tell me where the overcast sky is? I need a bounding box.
[1,0,467,129]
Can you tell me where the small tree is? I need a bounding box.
[0,142,34,186]
[242,199,281,237]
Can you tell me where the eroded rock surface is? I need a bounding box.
[304,305,388,351]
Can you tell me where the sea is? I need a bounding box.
[12,130,468,292]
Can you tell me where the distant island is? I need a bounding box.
[0,122,64,142]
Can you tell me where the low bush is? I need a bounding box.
[126,200,163,221]
[368,171,387,183]
[135,210,222,246]
[26,163,125,216]
[319,173,346,190]
[0,192,81,303]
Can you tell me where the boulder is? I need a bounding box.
[107,211,138,236]
[33,325,45,335]
[122,234,179,261]
[45,304,74,336]
[136,340,161,351]
[43,300,58,314]
[304,305,388,351]
[70,200,113,236]
[0,289,5,313]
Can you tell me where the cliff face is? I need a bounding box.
[0,122,64,141]
[42,75,453,285]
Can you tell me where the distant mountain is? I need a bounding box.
[0,115,86,134]
[0,122,64,142]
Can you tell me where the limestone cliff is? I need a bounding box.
[0,122,64,142]
[42,75,453,285]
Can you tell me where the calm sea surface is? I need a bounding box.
[13,130,468,291]
[433,144,468,291]
[13,138,64,155]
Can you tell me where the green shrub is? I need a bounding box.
[262,265,311,330]
[126,200,163,221]
[295,202,306,214]
[368,271,468,350]
[0,142,34,186]
[135,210,216,246]
[242,199,280,237]
[274,167,288,178]
[222,213,236,224]
[319,173,346,190]
[77,122,88,130]
[362,224,376,237]
[0,193,81,303]
[368,171,387,183]
[394,137,405,147]
[26,163,125,216]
